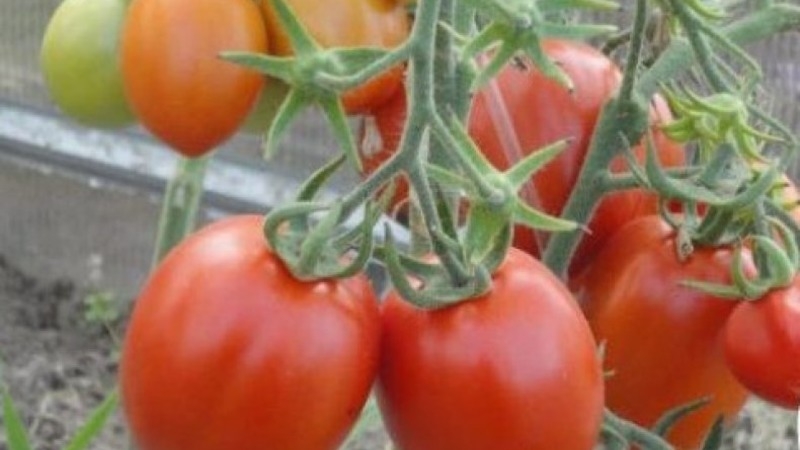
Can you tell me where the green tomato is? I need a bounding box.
[40,0,134,128]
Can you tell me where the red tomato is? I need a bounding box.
[377,248,604,450]
[260,0,409,114]
[468,39,685,276]
[120,215,380,450]
[575,216,750,449]
[122,0,267,157]
[724,277,800,409]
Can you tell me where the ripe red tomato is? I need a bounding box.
[40,0,134,128]
[468,39,685,276]
[724,276,800,409]
[260,0,409,114]
[122,0,267,157]
[575,216,750,449]
[120,215,380,450]
[377,248,604,450]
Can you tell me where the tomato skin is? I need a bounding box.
[260,0,409,114]
[469,39,684,275]
[122,0,267,157]
[377,248,604,450]
[40,0,134,128]
[575,216,750,449]
[120,215,380,450]
[724,279,800,409]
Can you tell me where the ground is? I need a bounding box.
[0,249,797,450]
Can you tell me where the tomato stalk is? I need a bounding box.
[150,155,208,267]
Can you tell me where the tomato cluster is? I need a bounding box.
[120,216,604,450]
[41,0,410,157]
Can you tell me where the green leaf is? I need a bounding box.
[63,389,119,450]
[2,387,33,450]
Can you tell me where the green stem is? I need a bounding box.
[638,3,800,99]
[150,156,208,267]
[618,0,648,104]
[541,0,651,277]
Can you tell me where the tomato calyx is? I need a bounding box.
[459,0,619,90]
[223,0,408,168]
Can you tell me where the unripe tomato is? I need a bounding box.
[121,0,268,157]
[40,0,135,128]
[120,216,380,450]
[576,216,750,449]
[724,275,800,409]
[260,0,409,114]
[377,248,604,450]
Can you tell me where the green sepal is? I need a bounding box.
[267,0,319,55]
[263,88,310,160]
[319,95,361,171]
[221,52,296,84]
[513,200,579,232]
[464,201,513,270]
[651,397,711,437]
[699,416,726,450]
[505,139,570,190]
[296,154,346,202]
[381,225,492,310]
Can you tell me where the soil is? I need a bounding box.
[0,252,796,450]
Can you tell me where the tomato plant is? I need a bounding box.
[724,276,800,409]
[376,248,604,450]
[120,215,381,450]
[260,0,410,114]
[40,0,134,128]
[359,40,685,275]
[575,215,751,449]
[121,0,267,157]
[468,39,685,276]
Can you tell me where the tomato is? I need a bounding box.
[468,39,685,276]
[724,275,800,409]
[120,215,380,450]
[575,216,750,449]
[40,0,134,128]
[122,0,267,157]
[260,0,409,114]
[377,248,604,450]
